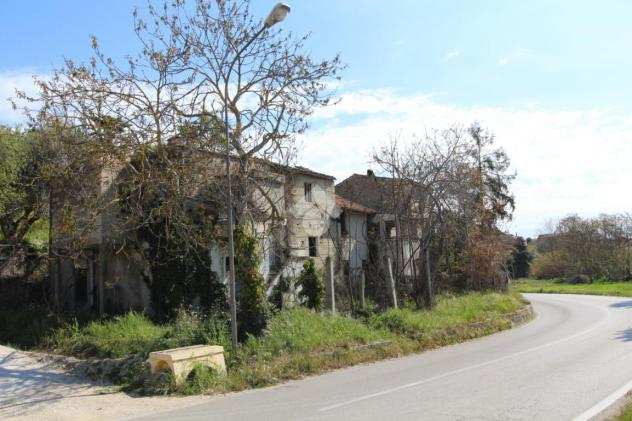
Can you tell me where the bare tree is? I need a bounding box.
[15,0,342,258]
[372,124,515,308]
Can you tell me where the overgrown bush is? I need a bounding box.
[118,145,227,320]
[530,250,572,280]
[234,225,269,340]
[149,254,226,321]
[460,229,512,291]
[297,258,324,311]
[0,303,61,349]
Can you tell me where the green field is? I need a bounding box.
[513,279,632,298]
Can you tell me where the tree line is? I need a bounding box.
[532,214,632,282]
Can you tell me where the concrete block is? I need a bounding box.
[148,345,226,384]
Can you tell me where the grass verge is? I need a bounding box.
[615,394,632,420]
[2,291,528,396]
[514,279,632,297]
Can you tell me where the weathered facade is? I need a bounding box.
[50,157,341,314]
[336,171,422,279]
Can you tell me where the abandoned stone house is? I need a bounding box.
[336,171,422,279]
[50,154,376,315]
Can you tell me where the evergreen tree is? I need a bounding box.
[234,226,269,339]
[297,258,325,311]
[509,236,533,278]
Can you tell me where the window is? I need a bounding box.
[225,256,230,272]
[308,236,318,257]
[304,182,313,202]
[385,221,396,238]
[340,211,348,235]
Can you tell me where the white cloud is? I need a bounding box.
[0,70,44,125]
[443,50,462,62]
[299,89,632,237]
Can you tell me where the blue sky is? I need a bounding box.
[2,0,632,236]
[5,0,632,108]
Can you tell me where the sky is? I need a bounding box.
[2,0,632,237]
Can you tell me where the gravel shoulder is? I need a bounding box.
[0,345,207,420]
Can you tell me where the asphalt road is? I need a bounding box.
[134,294,632,421]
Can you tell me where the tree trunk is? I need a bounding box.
[424,245,435,308]
[360,267,366,310]
[326,256,336,314]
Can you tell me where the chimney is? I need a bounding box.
[366,169,374,177]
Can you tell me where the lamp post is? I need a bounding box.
[224,3,290,349]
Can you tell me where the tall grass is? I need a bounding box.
[48,309,231,359]
[2,291,528,396]
[242,308,391,357]
[370,291,524,340]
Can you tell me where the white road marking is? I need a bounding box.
[573,378,632,421]
[319,296,610,412]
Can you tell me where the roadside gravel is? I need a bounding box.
[0,345,207,420]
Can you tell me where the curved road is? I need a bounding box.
[135,294,632,421]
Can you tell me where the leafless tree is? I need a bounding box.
[372,124,515,308]
[15,0,342,261]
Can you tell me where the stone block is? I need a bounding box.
[148,345,226,384]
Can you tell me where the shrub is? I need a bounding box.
[0,303,61,349]
[149,254,226,321]
[297,259,324,311]
[269,275,291,309]
[530,250,572,280]
[234,225,269,340]
[460,229,513,291]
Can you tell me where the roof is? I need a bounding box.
[228,154,336,181]
[173,147,336,182]
[284,165,336,181]
[335,195,376,214]
[336,172,409,213]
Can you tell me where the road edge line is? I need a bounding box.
[573,379,632,421]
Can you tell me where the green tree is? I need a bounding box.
[297,258,324,311]
[0,127,51,275]
[509,236,533,279]
[234,225,269,339]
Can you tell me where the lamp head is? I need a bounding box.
[264,3,290,28]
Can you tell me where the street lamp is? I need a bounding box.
[264,3,291,28]
[224,3,291,349]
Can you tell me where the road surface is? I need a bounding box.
[135,294,632,421]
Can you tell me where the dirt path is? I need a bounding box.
[0,345,207,420]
